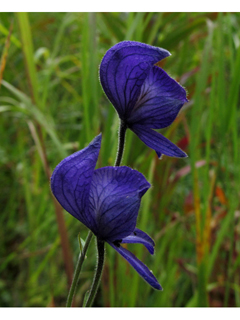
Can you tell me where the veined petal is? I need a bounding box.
[100,41,170,120]
[128,66,187,129]
[88,166,151,241]
[121,228,155,254]
[132,125,187,158]
[108,241,162,290]
[50,134,102,230]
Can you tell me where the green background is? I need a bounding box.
[0,12,240,307]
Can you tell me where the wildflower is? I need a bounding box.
[51,134,162,290]
[100,40,188,158]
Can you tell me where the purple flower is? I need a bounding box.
[51,134,162,290]
[100,40,188,158]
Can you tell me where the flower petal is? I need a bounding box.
[88,166,151,241]
[132,125,187,158]
[50,134,102,230]
[128,66,187,129]
[100,41,170,120]
[108,241,162,290]
[121,228,155,254]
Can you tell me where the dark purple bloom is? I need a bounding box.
[51,134,162,290]
[100,40,188,158]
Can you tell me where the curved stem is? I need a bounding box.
[67,118,127,307]
[85,239,105,307]
[83,121,127,307]
[114,120,127,166]
[66,231,93,307]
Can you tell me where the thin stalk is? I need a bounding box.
[85,239,105,307]
[92,120,127,306]
[84,120,126,307]
[66,231,93,307]
[67,118,127,307]
[114,120,127,166]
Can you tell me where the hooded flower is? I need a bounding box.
[100,40,188,158]
[51,134,162,290]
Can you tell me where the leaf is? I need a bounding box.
[78,233,86,256]
[1,79,67,159]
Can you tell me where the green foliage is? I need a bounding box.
[1,12,240,307]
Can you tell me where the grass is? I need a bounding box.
[0,12,240,307]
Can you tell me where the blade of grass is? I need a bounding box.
[41,13,76,110]
[0,20,13,89]
[0,21,21,48]
[160,16,207,50]
[16,12,74,288]
[223,26,240,305]
[16,12,40,107]
[189,22,214,306]
[80,13,93,145]
[1,80,66,159]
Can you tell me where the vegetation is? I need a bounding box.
[0,12,240,307]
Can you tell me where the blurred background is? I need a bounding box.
[0,12,240,307]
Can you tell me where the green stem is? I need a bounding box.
[114,120,127,166]
[82,121,127,307]
[66,231,93,307]
[85,239,105,307]
[68,120,126,307]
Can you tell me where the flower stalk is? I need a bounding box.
[84,124,126,306]
[66,125,127,307]
[85,239,105,307]
[115,120,127,166]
